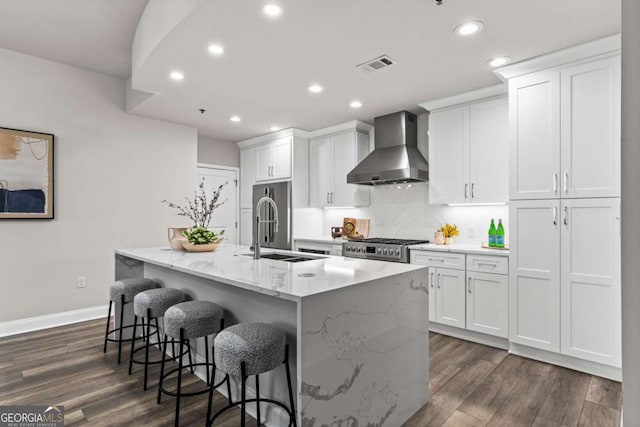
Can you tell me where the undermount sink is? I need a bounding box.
[244,252,323,262]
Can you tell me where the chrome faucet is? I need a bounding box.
[253,196,279,259]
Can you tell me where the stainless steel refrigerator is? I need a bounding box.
[252,181,291,250]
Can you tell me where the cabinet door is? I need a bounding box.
[509,200,561,351]
[255,144,272,182]
[240,148,255,209]
[469,97,509,203]
[309,137,333,207]
[240,208,253,246]
[561,56,621,198]
[509,71,561,200]
[427,267,436,323]
[331,131,358,207]
[560,198,621,366]
[270,137,292,180]
[435,268,466,328]
[467,272,508,338]
[429,107,469,204]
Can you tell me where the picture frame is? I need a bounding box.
[0,127,54,219]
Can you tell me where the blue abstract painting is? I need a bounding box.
[0,127,54,219]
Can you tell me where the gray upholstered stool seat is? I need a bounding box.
[133,288,186,318]
[109,278,157,303]
[214,323,286,377]
[207,322,296,427]
[164,301,224,340]
[103,277,158,364]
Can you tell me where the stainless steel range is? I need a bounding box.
[342,238,430,263]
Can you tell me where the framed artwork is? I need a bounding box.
[0,127,54,219]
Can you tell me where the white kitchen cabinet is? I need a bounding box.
[434,267,466,328]
[509,200,561,352]
[467,271,508,338]
[560,198,621,366]
[309,130,370,208]
[428,96,508,205]
[509,56,620,200]
[255,137,292,182]
[240,208,253,246]
[240,148,255,209]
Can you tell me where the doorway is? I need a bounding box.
[197,164,239,244]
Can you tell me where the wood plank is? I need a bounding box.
[585,376,622,410]
[578,401,620,427]
[537,367,591,426]
[442,410,487,427]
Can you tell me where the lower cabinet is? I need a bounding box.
[431,267,466,328]
[467,271,508,338]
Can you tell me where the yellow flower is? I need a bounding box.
[439,223,459,238]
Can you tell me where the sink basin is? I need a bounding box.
[243,252,323,262]
[259,253,298,261]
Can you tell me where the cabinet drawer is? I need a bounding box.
[466,254,508,275]
[410,251,465,270]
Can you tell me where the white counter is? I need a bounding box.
[117,245,424,302]
[409,242,509,256]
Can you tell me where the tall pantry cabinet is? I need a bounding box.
[501,40,621,371]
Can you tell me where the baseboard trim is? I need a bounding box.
[429,323,510,350]
[0,305,108,338]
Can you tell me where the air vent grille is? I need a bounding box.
[357,55,397,72]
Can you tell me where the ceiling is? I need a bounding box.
[0,0,148,79]
[0,0,621,142]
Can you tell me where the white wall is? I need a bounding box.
[621,0,640,423]
[197,135,239,167]
[0,48,197,323]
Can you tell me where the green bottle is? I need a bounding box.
[496,219,505,248]
[488,219,496,247]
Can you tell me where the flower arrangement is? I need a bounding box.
[162,179,228,245]
[439,223,459,238]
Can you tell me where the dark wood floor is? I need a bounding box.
[0,319,622,427]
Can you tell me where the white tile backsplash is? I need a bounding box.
[317,182,508,244]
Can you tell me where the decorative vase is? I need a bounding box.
[445,237,455,245]
[182,238,224,253]
[168,227,189,250]
[434,231,445,245]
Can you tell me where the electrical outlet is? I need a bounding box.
[469,226,476,238]
[77,277,87,288]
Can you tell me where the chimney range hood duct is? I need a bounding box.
[347,111,429,185]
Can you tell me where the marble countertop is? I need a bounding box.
[409,243,510,256]
[116,245,426,302]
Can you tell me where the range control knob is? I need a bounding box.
[377,248,382,254]
[357,247,362,253]
[382,249,388,255]
[395,249,400,256]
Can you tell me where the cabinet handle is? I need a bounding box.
[468,277,472,294]
[270,165,274,176]
[564,172,568,194]
[430,272,434,288]
[464,184,468,198]
[553,173,558,194]
[553,206,557,226]
[477,262,497,268]
[563,206,568,226]
[331,192,334,203]
[471,183,475,198]
[437,273,441,289]
[326,193,330,204]
[428,258,444,263]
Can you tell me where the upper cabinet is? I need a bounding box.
[309,123,371,208]
[427,95,508,205]
[240,148,255,209]
[508,55,620,200]
[255,136,292,182]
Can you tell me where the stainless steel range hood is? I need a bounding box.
[347,111,428,185]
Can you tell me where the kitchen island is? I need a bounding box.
[115,245,429,426]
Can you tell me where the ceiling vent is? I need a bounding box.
[357,55,397,72]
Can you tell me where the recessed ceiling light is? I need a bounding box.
[230,115,241,122]
[263,3,282,17]
[308,84,323,94]
[169,71,184,81]
[350,100,363,109]
[208,44,225,55]
[487,56,511,68]
[454,21,484,37]
[269,126,281,131]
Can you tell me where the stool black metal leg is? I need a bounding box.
[284,344,297,427]
[187,340,194,374]
[205,335,210,387]
[226,374,232,405]
[157,334,169,404]
[117,295,125,364]
[143,308,152,391]
[256,374,261,426]
[154,317,162,350]
[175,329,185,427]
[103,300,112,354]
[241,362,247,427]
[128,315,138,375]
[206,351,216,426]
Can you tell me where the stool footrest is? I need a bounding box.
[158,362,226,398]
[208,398,295,427]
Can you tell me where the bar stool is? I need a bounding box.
[206,323,297,427]
[103,278,158,364]
[158,301,231,427]
[129,288,186,390]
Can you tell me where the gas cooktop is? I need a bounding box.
[342,238,430,263]
[353,238,430,246]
